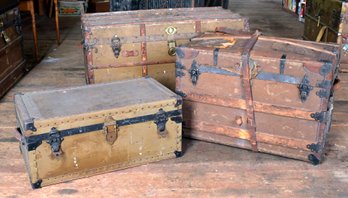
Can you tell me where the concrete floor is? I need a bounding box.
[1,0,348,197]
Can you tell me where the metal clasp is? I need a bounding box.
[46,127,64,157]
[298,75,313,102]
[154,109,168,135]
[168,40,177,56]
[189,60,201,85]
[111,35,121,58]
[103,116,118,145]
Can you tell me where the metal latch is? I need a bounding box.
[103,116,118,145]
[1,31,11,44]
[168,40,177,56]
[46,127,64,157]
[298,75,313,102]
[111,35,121,58]
[189,60,201,85]
[165,26,177,56]
[154,109,168,135]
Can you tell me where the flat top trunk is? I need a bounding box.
[15,78,176,120]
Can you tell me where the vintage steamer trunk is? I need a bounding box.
[15,78,182,188]
[176,31,339,164]
[0,0,26,98]
[81,7,249,90]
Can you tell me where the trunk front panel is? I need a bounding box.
[27,118,180,186]
[82,8,248,90]
[176,34,338,163]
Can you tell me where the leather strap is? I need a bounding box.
[140,24,148,76]
[241,31,261,151]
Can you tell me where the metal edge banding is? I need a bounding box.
[83,28,95,83]
[25,110,182,151]
[92,33,200,44]
[15,93,37,132]
[198,65,240,76]
[255,72,301,84]
[213,48,220,66]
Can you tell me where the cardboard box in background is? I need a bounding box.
[59,0,86,16]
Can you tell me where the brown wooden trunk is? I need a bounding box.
[15,78,182,188]
[176,31,339,164]
[81,7,249,91]
[0,3,26,98]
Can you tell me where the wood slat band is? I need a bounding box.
[241,31,261,151]
[140,24,148,76]
[195,20,201,33]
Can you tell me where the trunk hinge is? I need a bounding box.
[176,61,185,78]
[175,91,187,98]
[316,89,330,99]
[307,143,322,153]
[310,111,327,122]
[317,80,331,88]
[308,154,320,165]
[319,61,332,76]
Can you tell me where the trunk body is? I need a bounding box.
[15,78,182,188]
[303,0,342,42]
[0,1,26,98]
[176,32,339,164]
[81,7,249,91]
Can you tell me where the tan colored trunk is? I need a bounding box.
[15,78,182,188]
[81,7,249,90]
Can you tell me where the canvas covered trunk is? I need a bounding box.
[81,7,249,91]
[176,30,339,164]
[0,0,26,98]
[15,78,183,188]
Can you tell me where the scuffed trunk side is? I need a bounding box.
[176,33,339,164]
